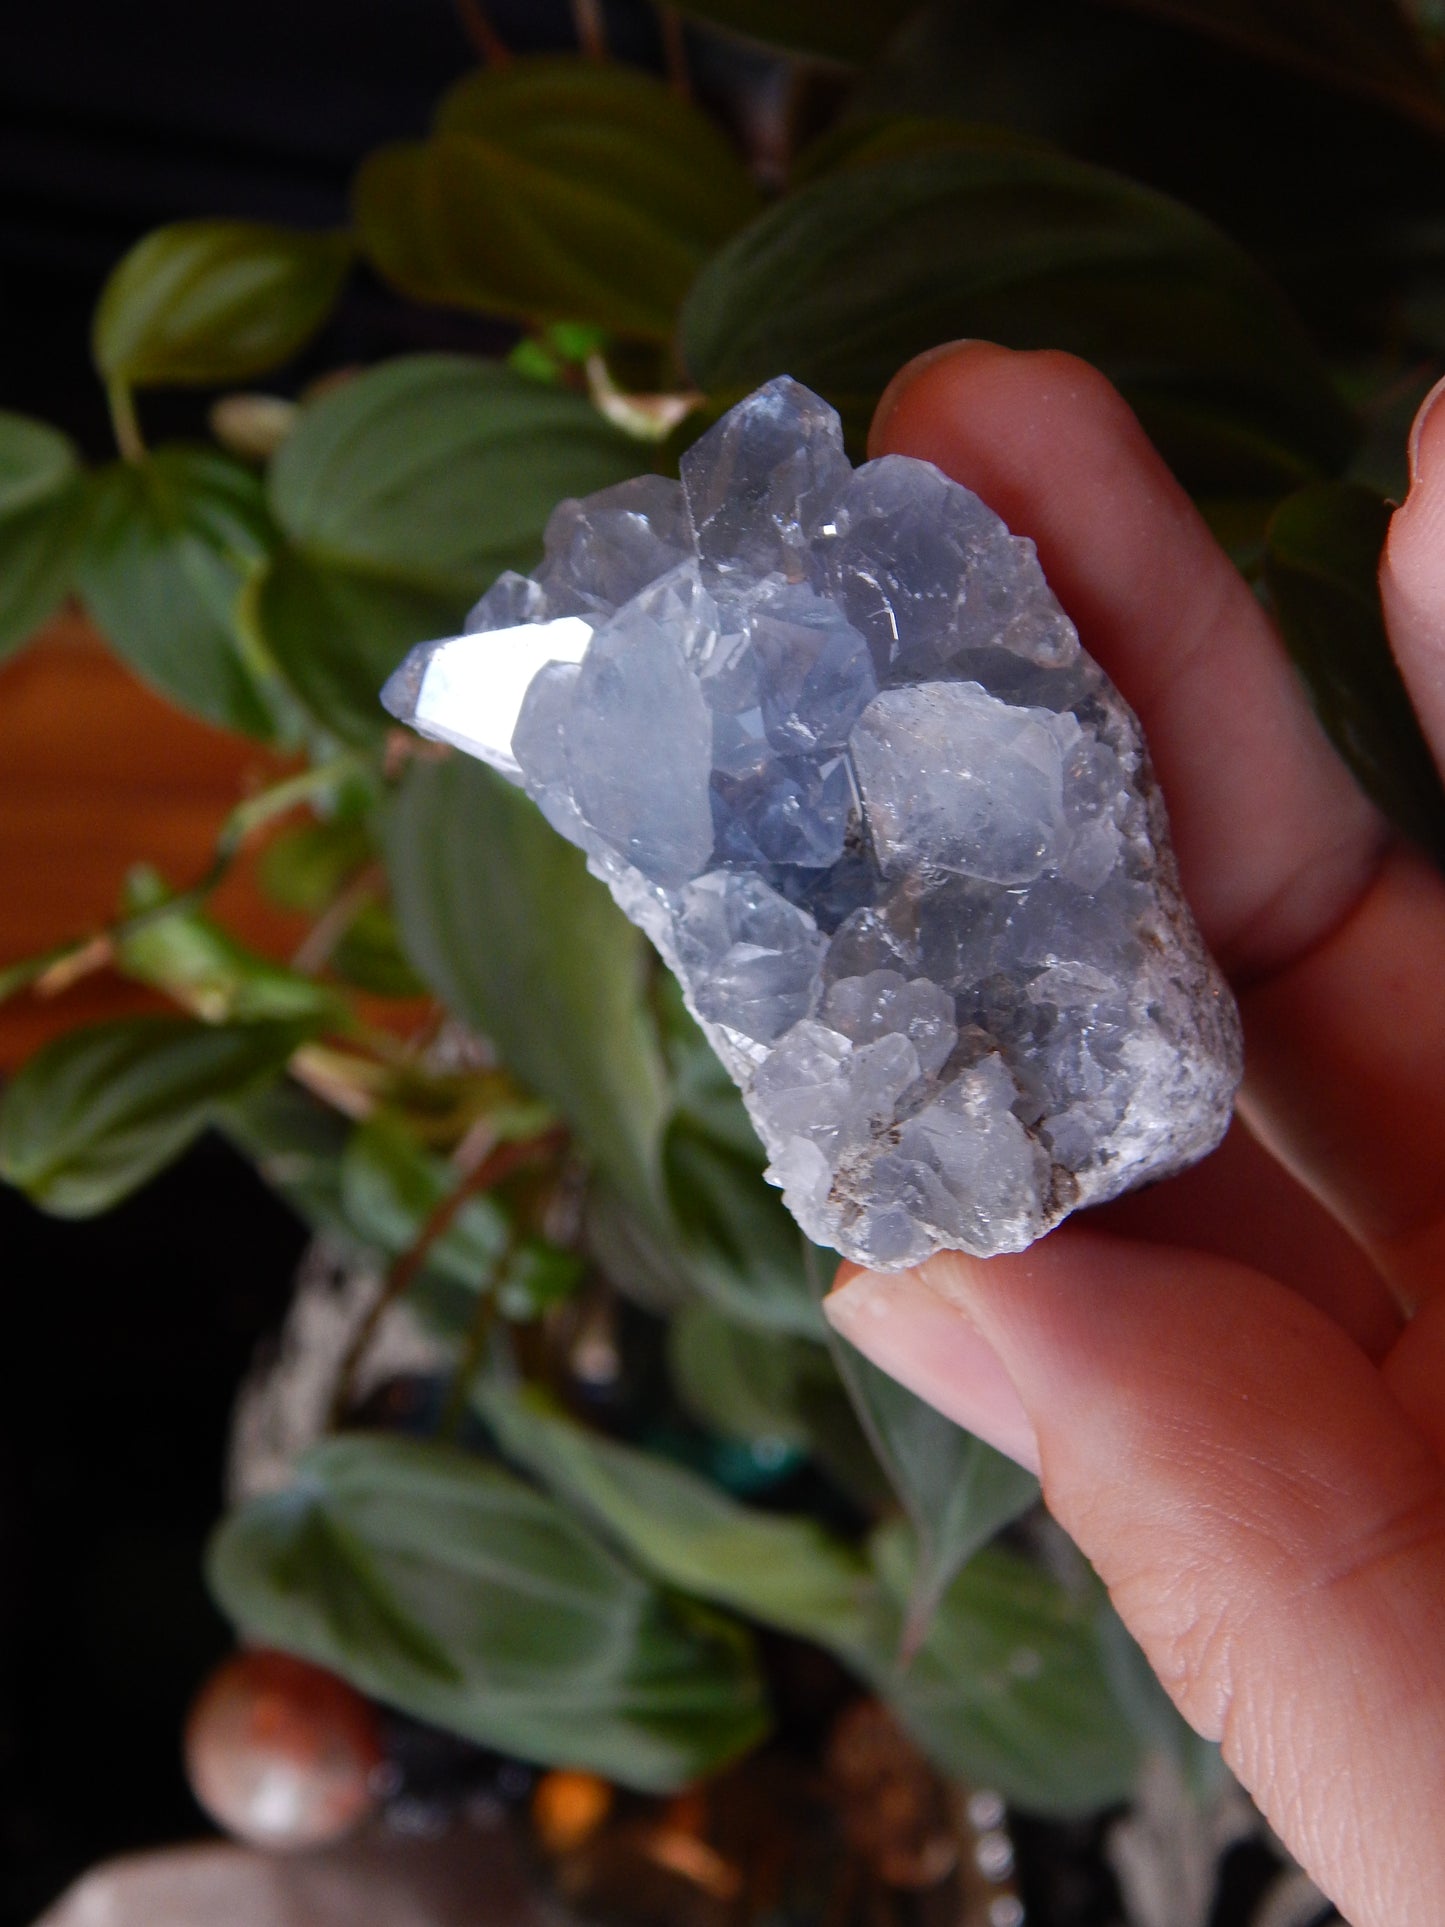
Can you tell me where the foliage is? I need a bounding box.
[4,0,1443,1820]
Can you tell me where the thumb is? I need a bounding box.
[824,1232,1445,1927]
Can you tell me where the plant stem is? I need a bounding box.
[0,751,371,1008]
[453,0,509,63]
[438,1235,514,1440]
[572,0,607,59]
[290,860,385,976]
[107,380,146,463]
[659,5,690,96]
[329,1125,567,1425]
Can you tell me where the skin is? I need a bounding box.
[823,344,1445,1927]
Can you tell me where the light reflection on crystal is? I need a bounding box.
[383,378,1241,1268]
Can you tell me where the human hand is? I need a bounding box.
[823,343,1445,1927]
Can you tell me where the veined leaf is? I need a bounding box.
[827,1332,1040,1642]
[93,220,351,388]
[384,755,671,1216]
[477,1381,877,1653]
[681,142,1354,479]
[355,58,759,341]
[77,446,283,737]
[208,1432,768,1790]
[1265,481,1445,861]
[0,1015,308,1216]
[869,1521,1142,1814]
[0,411,87,659]
[269,355,645,596]
[248,548,460,745]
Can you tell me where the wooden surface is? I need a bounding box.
[0,611,308,1071]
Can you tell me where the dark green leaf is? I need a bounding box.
[208,1432,768,1789]
[77,447,283,736]
[93,221,351,388]
[248,549,458,745]
[827,1333,1040,1642]
[1099,0,1445,137]
[116,865,342,1024]
[354,58,759,342]
[0,412,87,659]
[258,817,376,913]
[1265,481,1445,860]
[681,144,1354,481]
[384,754,670,1214]
[668,1302,892,1509]
[268,354,645,596]
[478,1382,877,1653]
[868,1522,1141,1813]
[330,901,429,998]
[667,0,901,63]
[0,1015,307,1216]
[668,1301,832,1451]
[662,1116,824,1336]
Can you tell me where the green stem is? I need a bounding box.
[107,381,145,464]
[0,751,371,1007]
[439,1236,513,1440]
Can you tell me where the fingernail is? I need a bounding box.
[824,1265,1042,1475]
[869,340,992,456]
[1407,373,1445,491]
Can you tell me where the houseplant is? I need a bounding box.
[3,1,1443,1917]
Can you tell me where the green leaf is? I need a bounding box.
[827,1335,1040,1643]
[667,0,900,63]
[249,548,459,745]
[0,412,87,659]
[354,57,759,342]
[330,901,429,998]
[384,755,671,1215]
[208,1431,768,1789]
[0,1015,308,1216]
[668,1301,832,1451]
[1101,0,1445,137]
[477,1382,877,1653]
[77,446,284,737]
[1265,481,1445,860]
[268,354,645,597]
[869,1522,1141,1814]
[93,220,351,388]
[116,866,342,1024]
[662,1116,824,1336]
[681,143,1354,481]
[668,1302,892,1510]
[218,1077,354,1237]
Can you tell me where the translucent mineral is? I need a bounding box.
[382,378,1242,1270]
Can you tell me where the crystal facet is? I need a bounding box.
[383,377,1242,1268]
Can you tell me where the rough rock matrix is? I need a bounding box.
[383,378,1242,1269]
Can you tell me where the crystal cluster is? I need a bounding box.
[383,379,1241,1269]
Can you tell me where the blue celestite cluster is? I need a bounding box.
[383,378,1242,1269]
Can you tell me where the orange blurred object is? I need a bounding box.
[184,1649,385,1850]
[531,1770,614,1854]
[0,613,307,1071]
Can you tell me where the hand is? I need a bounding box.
[823,342,1445,1927]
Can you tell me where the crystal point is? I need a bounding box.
[383,378,1242,1267]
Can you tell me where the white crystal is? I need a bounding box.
[382,377,1242,1268]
